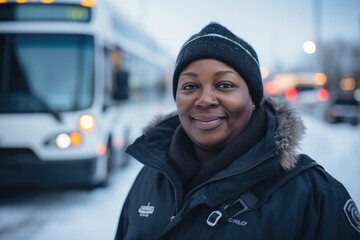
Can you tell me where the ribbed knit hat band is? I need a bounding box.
[176,33,260,67]
[172,22,263,105]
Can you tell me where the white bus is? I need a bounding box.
[0,0,170,187]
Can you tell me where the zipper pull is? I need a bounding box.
[206,210,222,227]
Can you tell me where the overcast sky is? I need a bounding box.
[110,0,360,72]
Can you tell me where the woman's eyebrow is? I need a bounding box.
[214,70,238,77]
[180,72,199,78]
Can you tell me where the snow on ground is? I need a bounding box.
[0,156,144,240]
[301,114,360,206]
[30,160,143,240]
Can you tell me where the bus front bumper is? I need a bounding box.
[0,148,100,188]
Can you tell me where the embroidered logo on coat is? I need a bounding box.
[138,202,155,217]
[343,199,360,233]
[228,218,248,227]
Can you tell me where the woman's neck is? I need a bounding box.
[193,145,221,163]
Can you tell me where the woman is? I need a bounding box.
[115,23,359,239]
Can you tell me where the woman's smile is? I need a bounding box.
[190,114,226,130]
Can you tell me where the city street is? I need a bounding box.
[1,1,359,239]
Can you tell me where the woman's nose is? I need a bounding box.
[195,88,219,108]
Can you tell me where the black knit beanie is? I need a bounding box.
[172,22,263,105]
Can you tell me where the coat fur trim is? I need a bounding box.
[142,97,306,171]
[267,98,306,170]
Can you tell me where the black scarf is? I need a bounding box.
[168,105,267,194]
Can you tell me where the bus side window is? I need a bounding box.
[112,47,128,101]
[104,47,114,105]
[114,69,129,100]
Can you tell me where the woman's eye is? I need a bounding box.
[181,83,198,90]
[217,82,234,89]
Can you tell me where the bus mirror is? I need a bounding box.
[114,70,129,101]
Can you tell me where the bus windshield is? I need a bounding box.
[0,34,94,114]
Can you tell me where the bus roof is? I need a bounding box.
[0,0,171,67]
[2,0,96,6]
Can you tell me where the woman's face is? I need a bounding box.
[176,59,253,152]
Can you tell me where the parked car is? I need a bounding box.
[289,87,329,113]
[324,96,360,125]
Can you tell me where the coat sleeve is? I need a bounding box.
[114,195,130,240]
[316,183,360,239]
[114,167,147,240]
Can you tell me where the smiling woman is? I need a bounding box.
[115,22,360,239]
[176,59,254,162]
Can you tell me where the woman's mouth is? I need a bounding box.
[191,114,226,130]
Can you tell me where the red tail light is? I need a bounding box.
[285,87,298,101]
[317,88,329,102]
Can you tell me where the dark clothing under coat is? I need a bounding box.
[115,99,360,240]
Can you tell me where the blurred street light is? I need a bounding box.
[303,40,317,54]
[340,77,356,91]
[313,72,327,85]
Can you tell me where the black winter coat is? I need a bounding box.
[115,100,360,240]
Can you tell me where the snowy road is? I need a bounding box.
[301,114,360,207]
[0,104,359,240]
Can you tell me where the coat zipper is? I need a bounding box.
[157,168,180,213]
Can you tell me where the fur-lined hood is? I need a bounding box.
[142,97,306,171]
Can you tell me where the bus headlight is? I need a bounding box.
[56,133,71,149]
[45,131,83,149]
